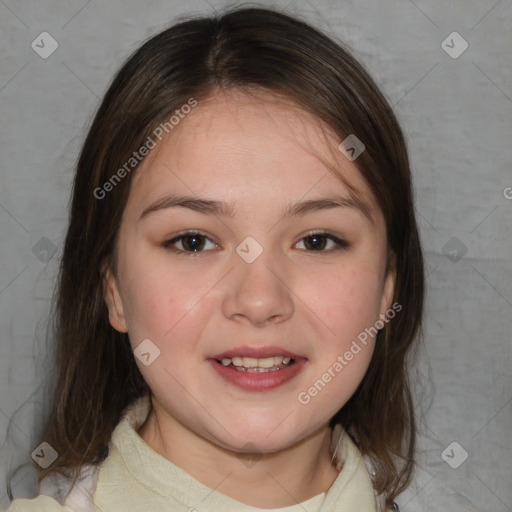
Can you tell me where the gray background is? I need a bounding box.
[1,0,511,510]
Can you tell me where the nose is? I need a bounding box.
[221,245,294,327]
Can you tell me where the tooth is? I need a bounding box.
[258,357,276,368]
[224,355,293,369]
[242,357,259,368]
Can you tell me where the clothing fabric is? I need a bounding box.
[3,394,389,511]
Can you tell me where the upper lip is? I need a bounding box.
[210,345,304,360]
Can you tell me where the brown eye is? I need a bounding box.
[303,234,328,250]
[180,234,206,251]
[295,232,349,252]
[163,232,218,253]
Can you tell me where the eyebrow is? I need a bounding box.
[139,193,374,223]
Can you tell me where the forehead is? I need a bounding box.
[127,89,378,220]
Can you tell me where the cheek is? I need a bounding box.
[119,253,218,356]
[295,264,384,414]
[304,260,386,345]
[119,255,191,341]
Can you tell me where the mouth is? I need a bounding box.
[208,346,306,391]
[217,355,295,373]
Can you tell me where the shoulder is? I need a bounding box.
[1,494,74,511]
[330,424,401,512]
[37,464,100,512]
[3,463,101,512]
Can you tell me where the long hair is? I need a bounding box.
[24,6,423,507]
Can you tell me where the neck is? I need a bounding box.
[137,398,339,508]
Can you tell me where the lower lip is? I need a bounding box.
[207,359,306,391]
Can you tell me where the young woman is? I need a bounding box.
[5,6,423,511]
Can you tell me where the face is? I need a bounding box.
[103,89,395,454]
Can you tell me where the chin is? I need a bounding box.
[205,413,319,454]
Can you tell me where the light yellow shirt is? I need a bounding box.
[3,395,378,511]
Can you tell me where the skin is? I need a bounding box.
[103,89,395,508]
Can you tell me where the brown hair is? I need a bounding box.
[17,6,423,507]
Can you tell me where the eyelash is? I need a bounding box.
[162,230,350,255]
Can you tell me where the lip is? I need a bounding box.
[207,345,307,392]
[210,345,303,360]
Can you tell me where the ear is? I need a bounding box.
[102,261,128,333]
[379,252,397,318]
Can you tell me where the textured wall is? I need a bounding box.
[1,0,511,510]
